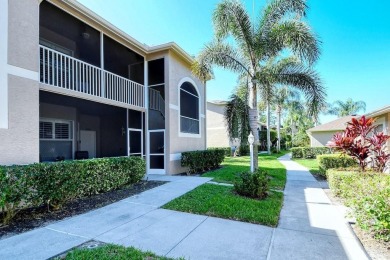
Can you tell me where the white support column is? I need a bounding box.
[100,31,105,97]
[0,0,8,129]
[144,59,149,173]
[126,108,129,156]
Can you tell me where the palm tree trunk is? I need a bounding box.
[248,84,258,171]
[266,101,271,155]
[277,109,281,152]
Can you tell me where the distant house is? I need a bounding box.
[206,101,239,148]
[307,116,355,147]
[308,105,390,147]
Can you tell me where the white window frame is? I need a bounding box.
[39,118,75,160]
[178,77,201,138]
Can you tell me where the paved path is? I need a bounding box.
[268,154,368,260]
[0,156,369,260]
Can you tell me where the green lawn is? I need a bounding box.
[163,152,287,227]
[293,158,320,175]
[163,184,283,226]
[203,151,288,190]
[62,244,180,260]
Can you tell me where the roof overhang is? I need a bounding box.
[48,0,195,65]
[364,105,390,119]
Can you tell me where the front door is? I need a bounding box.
[148,130,165,174]
[80,130,96,158]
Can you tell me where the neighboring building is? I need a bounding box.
[307,116,355,147]
[206,101,239,148]
[308,107,390,147]
[0,0,206,175]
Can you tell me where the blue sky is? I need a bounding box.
[78,0,390,123]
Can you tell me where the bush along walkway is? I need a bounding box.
[0,156,370,260]
[269,154,369,260]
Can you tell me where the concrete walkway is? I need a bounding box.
[268,154,368,260]
[0,156,369,260]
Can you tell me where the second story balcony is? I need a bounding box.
[39,45,145,109]
[39,1,148,110]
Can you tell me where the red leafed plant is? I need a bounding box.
[327,116,390,172]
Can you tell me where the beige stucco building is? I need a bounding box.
[206,101,239,148]
[0,0,206,175]
[308,108,389,147]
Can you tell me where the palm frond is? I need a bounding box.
[213,0,254,61]
[198,41,251,76]
[267,19,321,64]
[191,59,214,84]
[271,63,326,117]
[259,0,307,36]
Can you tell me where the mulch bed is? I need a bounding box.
[0,180,166,239]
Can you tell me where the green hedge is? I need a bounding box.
[291,147,303,158]
[291,147,332,159]
[208,147,231,157]
[0,157,145,224]
[327,169,390,242]
[318,154,357,175]
[238,145,249,156]
[181,149,225,175]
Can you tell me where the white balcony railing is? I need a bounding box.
[39,45,145,108]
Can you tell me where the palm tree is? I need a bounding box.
[195,0,325,170]
[272,86,300,152]
[224,85,250,147]
[327,98,366,117]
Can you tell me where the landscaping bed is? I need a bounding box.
[163,183,283,226]
[164,153,287,227]
[202,151,288,190]
[0,180,165,239]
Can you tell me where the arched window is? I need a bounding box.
[180,82,199,134]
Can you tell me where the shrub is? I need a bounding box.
[318,154,357,175]
[259,130,277,143]
[0,165,35,224]
[327,169,390,241]
[291,147,332,159]
[302,147,332,159]
[234,170,269,199]
[0,157,145,224]
[181,149,225,175]
[291,147,303,158]
[328,116,390,171]
[238,144,249,156]
[208,147,231,157]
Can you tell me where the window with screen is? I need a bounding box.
[180,82,199,134]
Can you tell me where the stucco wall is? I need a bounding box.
[166,52,206,174]
[309,131,338,147]
[0,76,39,165]
[206,102,231,148]
[0,1,39,165]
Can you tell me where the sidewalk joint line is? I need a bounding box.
[266,228,276,260]
[44,227,89,239]
[164,216,209,256]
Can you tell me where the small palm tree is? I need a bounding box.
[327,98,366,117]
[272,86,300,152]
[195,0,325,170]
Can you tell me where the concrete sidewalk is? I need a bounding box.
[0,156,369,260]
[268,154,368,260]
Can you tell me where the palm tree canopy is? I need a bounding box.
[197,0,325,118]
[327,98,366,117]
